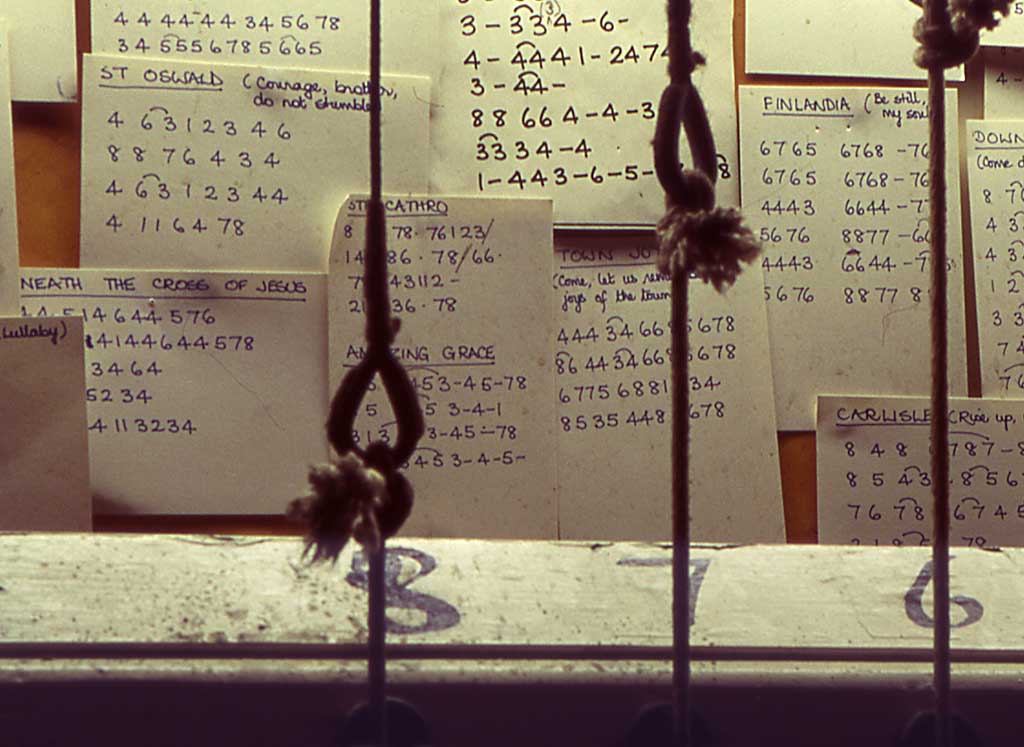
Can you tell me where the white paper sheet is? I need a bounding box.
[818,394,1024,548]
[19,268,328,514]
[964,119,1024,397]
[5,1,78,101]
[91,0,437,77]
[79,54,431,271]
[429,0,738,228]
[328,195,557,538]
[739,85,968,431]
[744,0,963,82]
[0,25,18,316]
[0,315,91,530]
[983,48,1024,118]
[980,3,1024,47]
[554,235,784,542]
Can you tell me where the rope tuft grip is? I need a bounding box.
[954,0,1012,30]
[289,450,403,563]
[652,74,760,290]
[912,16,979,69]
[293,197,426,562]
[286,346,423,562]
[909,0,1013,69]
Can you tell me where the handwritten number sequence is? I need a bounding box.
[101,100,295,242]
[109,11,340,59]
[752,129,945,307]
[28,295,267,443]
[453,1,733,201]
[973,126,1024,394]
[839,426,1024,547]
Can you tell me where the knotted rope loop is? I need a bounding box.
[295,197,424,563]
[654,82,717,211]
[327,345,424,468]
[653,4,759,291]
[657,0,715,201]
[328,196,424,473]
[653,74,759,289]
[910,0,1011,69]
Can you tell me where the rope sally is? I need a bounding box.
[623,2,759,745]
[290,1,424,565]
[898,2,1008,746]
[654,3,759,288]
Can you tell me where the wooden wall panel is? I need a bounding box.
[11,0,935,541]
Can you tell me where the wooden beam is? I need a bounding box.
[0,534,1019,744]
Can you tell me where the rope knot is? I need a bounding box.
[676,50,706,77]
[289,444,413,563]
[913,16,978,69]
[912,0,1011,69]
[954,0,1012,30]
[656,202,761,291]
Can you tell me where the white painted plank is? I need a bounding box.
[2,534,1023,746]
[0,534,1016,658]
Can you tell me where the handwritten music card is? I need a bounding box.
[79,54,431,271]
[328,195,557,538]
[818,394,1024,548]
[739,86,968,431]
[965,119,1024,397]
[91,0,437,77]
[983,48,1024,118]
[0,316,91,530]
[20,269,328,514]
[6,0,77,101]
[429,0,738,228]
[0,25,18,316]
[745,0,963,82]
[980,3,1024,46]
[741,0,962,81]
[554,235,784,542]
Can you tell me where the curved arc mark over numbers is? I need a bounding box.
[617,556,711,626]
[346,546,461,635]
[903,557,984,629]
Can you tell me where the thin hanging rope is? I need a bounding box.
[670,265,691,747]
[366,0,388,356]
[926,35,952,747]
[656,2,760,744]
[665,11,693,744]
[289,1,425,745]
[910,2,1009,745]
[366,3,386,743]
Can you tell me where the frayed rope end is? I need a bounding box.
[914,0,1012,69]
[287,452,385,564]
[953,0,1012,31]
[656,205,761,292]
